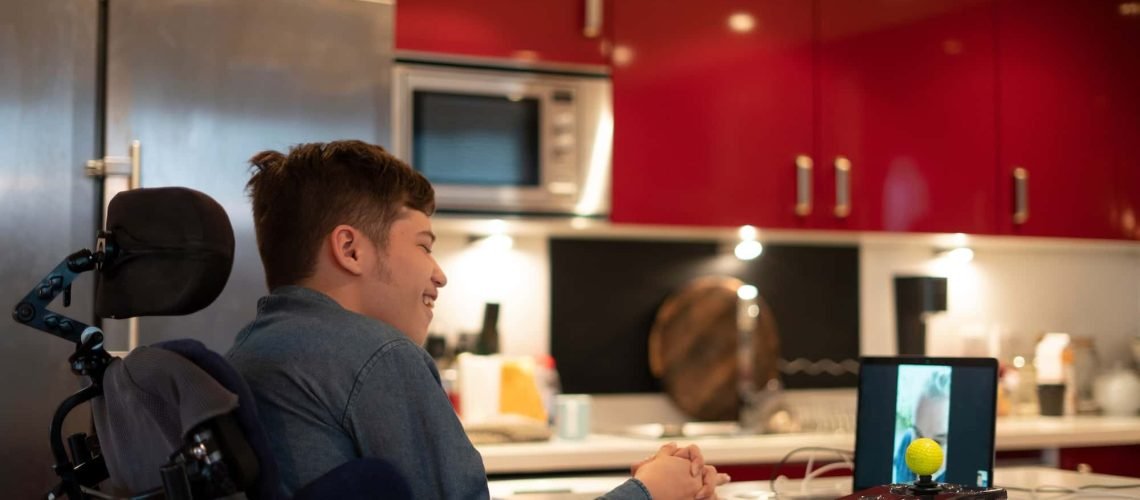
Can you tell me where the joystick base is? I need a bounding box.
[840,483,1007,500]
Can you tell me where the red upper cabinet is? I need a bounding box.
[997,0,1123,239]
[395,0,611,66]
[403,0,1135,239]
[610,0,815,227]
[1113,2,1140,240]
[817,0,998,234]
[612,0,1000,232]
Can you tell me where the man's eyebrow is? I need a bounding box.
[419,230,436,243]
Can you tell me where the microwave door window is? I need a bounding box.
[412,91,541,187]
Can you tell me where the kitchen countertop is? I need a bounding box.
[478,415,1140,474]
[487,466,1140,499]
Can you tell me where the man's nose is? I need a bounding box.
[432,262,447,288]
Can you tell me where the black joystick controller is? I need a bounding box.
[840,438,1007,499]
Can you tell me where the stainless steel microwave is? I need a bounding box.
[392,62,612,216]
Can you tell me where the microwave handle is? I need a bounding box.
[583,0,603,38]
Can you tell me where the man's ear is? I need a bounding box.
[329,224,367,276]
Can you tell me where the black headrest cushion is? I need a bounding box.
[95,187,235,318]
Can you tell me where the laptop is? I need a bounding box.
[853,357,999,492]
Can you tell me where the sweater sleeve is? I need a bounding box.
[343,341,490,499]
[597,478,652,500]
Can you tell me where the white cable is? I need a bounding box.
[768,447,855,498]
[801,453,817,493]
[1050,494,1140,500]
[1034,484,1079,497]
[1023,484,1140,500]
[803,461,854,483]
[772,474,791,495]
[783,450,854,496]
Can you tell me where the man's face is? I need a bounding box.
[915,395,949,445]
[360,208,446,344]
[915,395,950,475]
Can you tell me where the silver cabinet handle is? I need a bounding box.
[1013,167,1029,225]
[795,155,813,217]
[834,156,851,219]
[583,0,603,38]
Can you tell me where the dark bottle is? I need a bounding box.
[454,333,478,357]
[425,334,449,367]
[476,302,500,355]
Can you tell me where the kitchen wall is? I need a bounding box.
[430,225,1140,377]
[430,232,551,357]
[862,238,1140,367]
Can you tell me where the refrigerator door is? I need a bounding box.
[102,0,394,351]
[0,0,99,495]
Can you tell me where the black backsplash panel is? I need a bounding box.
[550,238,859,393]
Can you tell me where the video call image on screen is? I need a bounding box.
[854,360,996,490]
[893,365,951,483]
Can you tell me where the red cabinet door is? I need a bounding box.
[396,0,611,66]
[1059,445,1140,478]
[997,0,1122,239]
[1114,4,1140,240]
[610,0,814,227]
[817,0,998,234]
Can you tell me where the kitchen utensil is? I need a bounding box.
[648,275,780,421]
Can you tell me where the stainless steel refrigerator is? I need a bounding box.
[0,0,394,494]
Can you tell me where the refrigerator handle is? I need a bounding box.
[86,139,142,189]
[128,140,141,189]
[87,140,142,350]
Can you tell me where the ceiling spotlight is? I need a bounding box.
[734,240,763,261]
[476,233,513,251]
[936,247,974,264]
[738,224,758,241]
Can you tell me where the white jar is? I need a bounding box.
[1094,367,1140,416]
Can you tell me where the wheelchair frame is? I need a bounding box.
[12,233,247,500]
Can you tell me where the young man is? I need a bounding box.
[226,140,726,499]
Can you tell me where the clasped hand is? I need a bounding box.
[630,442,731,500]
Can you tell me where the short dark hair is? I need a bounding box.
[246,140,435,290]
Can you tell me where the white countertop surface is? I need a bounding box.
[478,416,1140,474]
[488,466,1140,499]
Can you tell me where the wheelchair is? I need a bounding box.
[12,187,409,500]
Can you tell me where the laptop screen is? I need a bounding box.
[853,357,998,491]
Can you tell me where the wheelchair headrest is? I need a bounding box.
[95,187,235,318]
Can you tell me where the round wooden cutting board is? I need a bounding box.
[648,276,781,421]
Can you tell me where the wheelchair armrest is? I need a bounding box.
[163,413,259,499]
